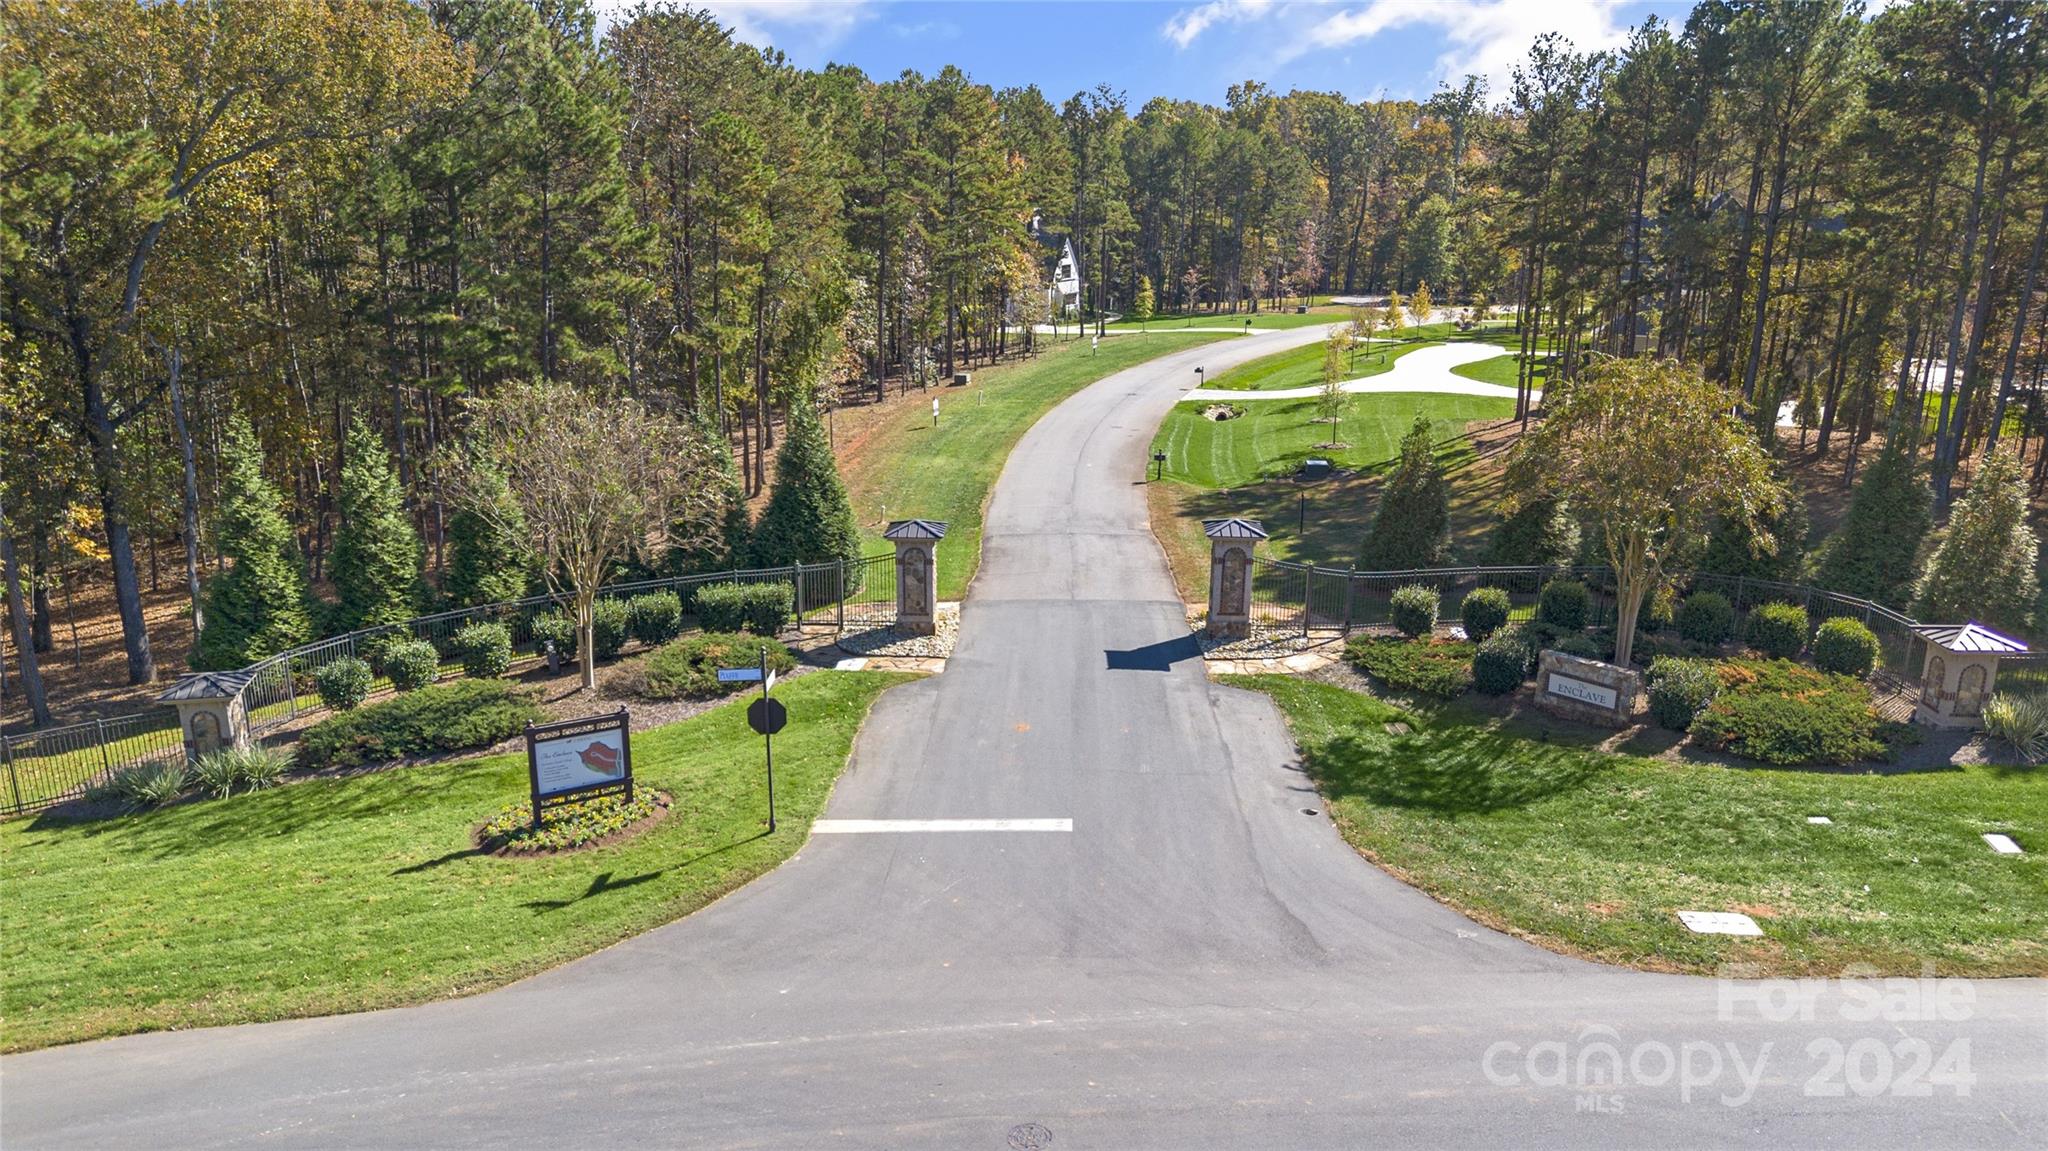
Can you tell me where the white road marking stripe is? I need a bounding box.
[811,818,1073,834]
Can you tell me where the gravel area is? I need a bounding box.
[1192,621,1331,661]
[834,604,960,659]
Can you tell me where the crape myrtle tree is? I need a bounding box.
[445,380,722,690]
[1505,358,1780,666]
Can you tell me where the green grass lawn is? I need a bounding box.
[842,333,1226,598]
[1154,392,1515,488]
[0,669,913,1052]
[1234,675,2048,976]
[1451,351,1551,389]
[1195,338,1433,392]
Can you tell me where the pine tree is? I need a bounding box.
[669,424,752,575]
[1361,416,1451,570]
[1485,496,1581,569]
[748,400,861,568]
[1816,435,1931,606]
[443,460,535,607]
[1698,461,1809,582]
[193,417,313,670]
[1913,447,2039,631]
[329,419,421,632]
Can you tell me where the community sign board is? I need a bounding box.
[525,708,633,826]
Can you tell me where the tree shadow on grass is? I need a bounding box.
[520,830,769,914]
[1306,727,1608,816]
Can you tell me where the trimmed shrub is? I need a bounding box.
[1389,584,1440,638]
[1811,617,1881,678]
[639,633,798,699]
[1745,602,1809,660]
[627,591,685,647]
[313,657,372,711]
[1460,586,1511,642]
[1688,660,1886,765]
[530,612,578,658]
[1645,656,1719,731]
[1982,693,2048,764]
[695,581,793,636]
[1346,636,1473,698]
[297,679,542,771]
[592,598,631,660]
[1675,591,1735,645]
[384,639,441,692]
[454,621,513,679]
[1471,632,1529,695]
[1536,579,1591,631]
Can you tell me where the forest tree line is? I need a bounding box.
[3,0,2046,692]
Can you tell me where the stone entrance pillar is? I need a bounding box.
[1912,622,2028,729]
[884,519,948,635]
[1204,518,1268,639]
[156,670,256,762]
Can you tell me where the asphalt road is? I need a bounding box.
[5,328,2044,1149]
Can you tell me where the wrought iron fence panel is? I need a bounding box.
[1249,556,1307,631]
[1,709,184,814]
[843,553,898,628]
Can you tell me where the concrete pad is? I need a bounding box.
[1983,833,2023,855]
[1677,910,1764,936]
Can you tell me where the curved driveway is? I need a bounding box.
[4,327,2043,1149]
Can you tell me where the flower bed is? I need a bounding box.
[478,790,670,854]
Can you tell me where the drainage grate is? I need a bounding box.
[1007,1123,1054,1150]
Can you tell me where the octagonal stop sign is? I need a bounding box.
[747,697,787,736]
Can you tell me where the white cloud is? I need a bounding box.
[1167,0,1636,99]
[1162,0,1278,49]
[593,0,875,58]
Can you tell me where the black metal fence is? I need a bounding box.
[0,710,186,817]
[3,553,901,816]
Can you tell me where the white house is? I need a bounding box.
[1029,214,1081,314]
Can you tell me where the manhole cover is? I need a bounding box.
[1301,807,1320,816]
[1007,1123,1054,1150]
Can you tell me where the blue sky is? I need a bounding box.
[605,1,1692,106]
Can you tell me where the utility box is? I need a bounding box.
[1300,458,1331,480]
[951,372,970,387]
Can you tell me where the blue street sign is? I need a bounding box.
[717,667,764,683]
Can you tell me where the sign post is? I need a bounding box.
[728,653,788,833]
[524,708,633,830]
